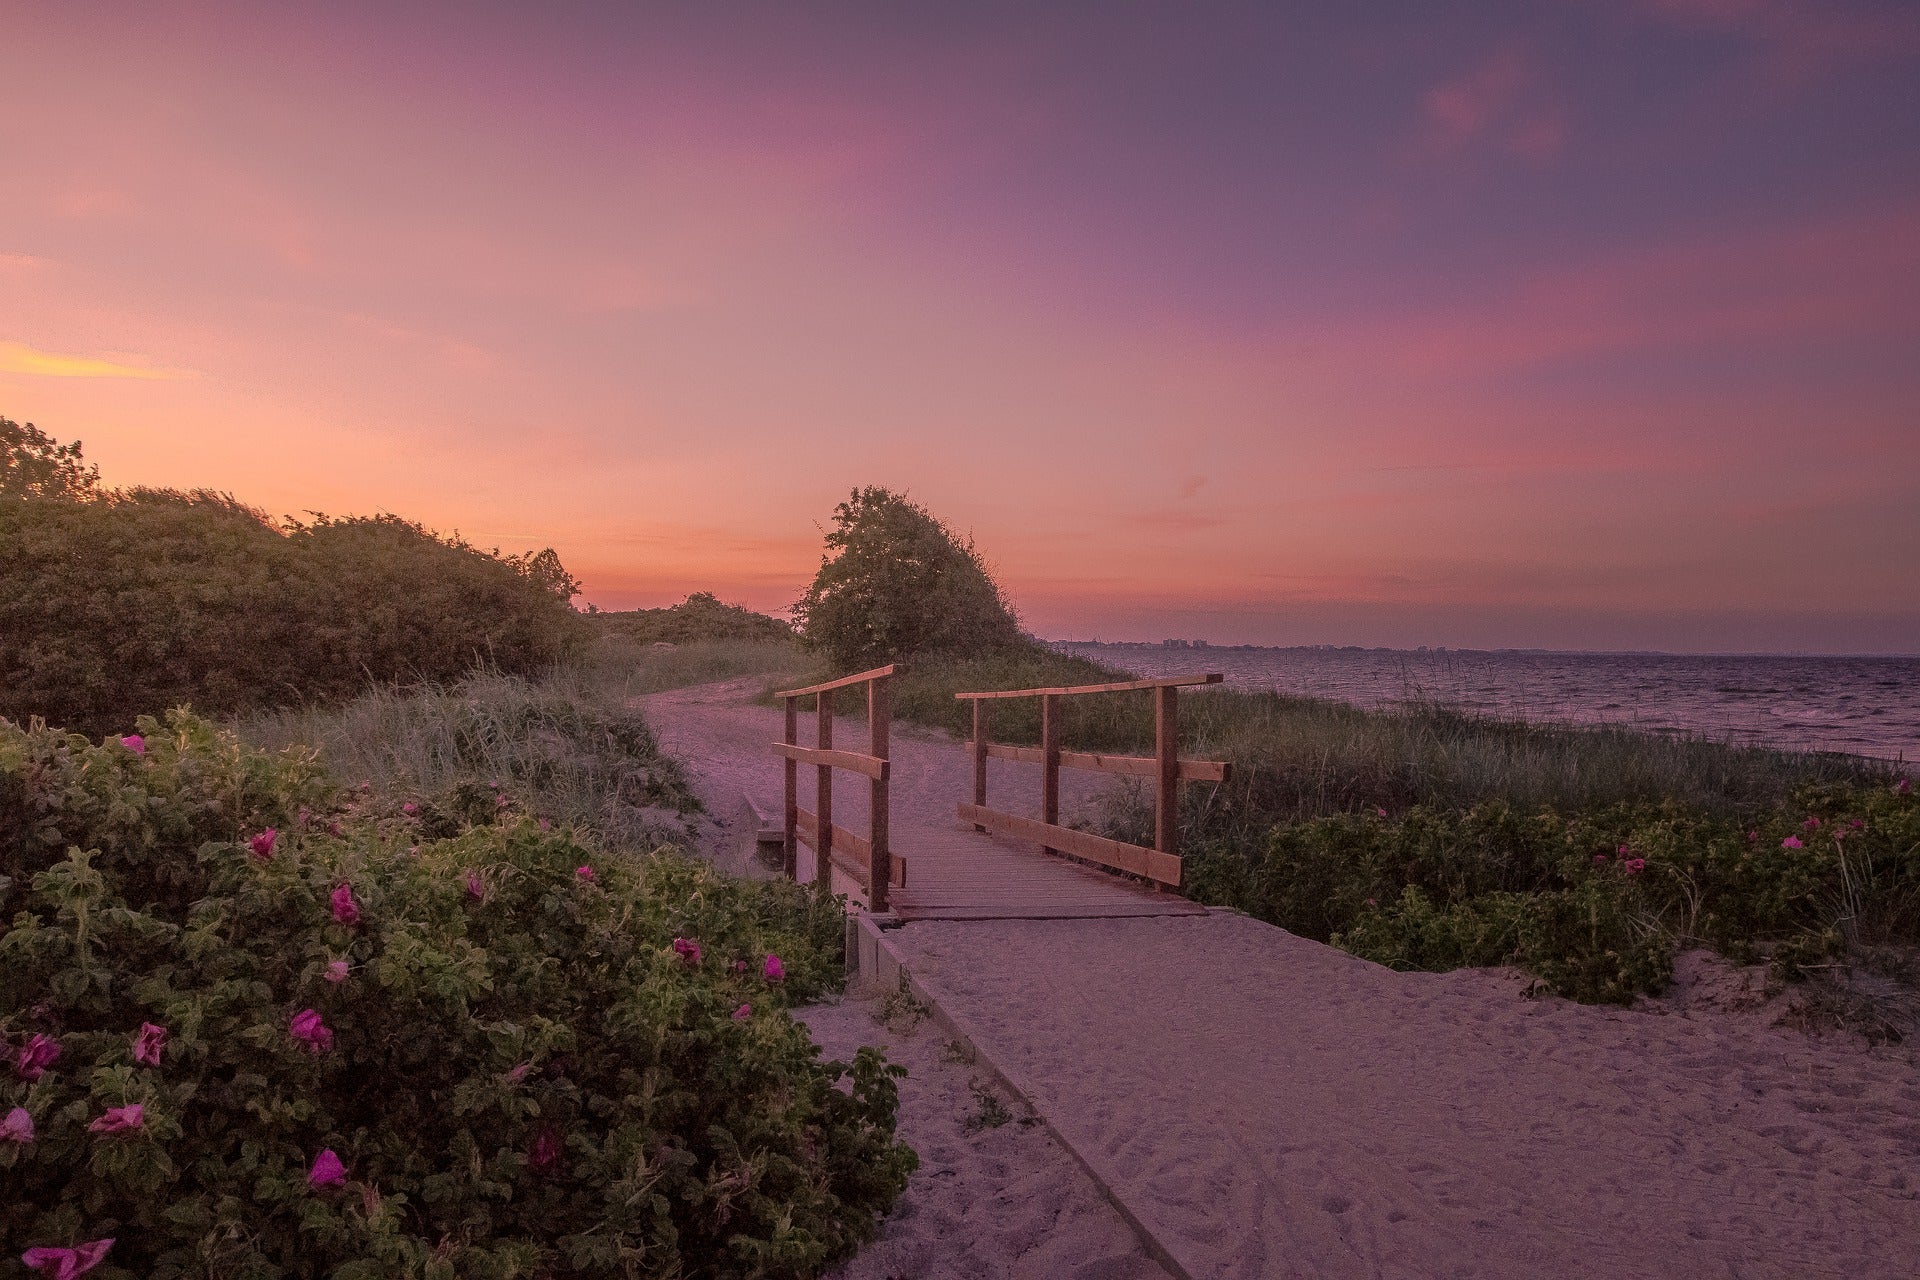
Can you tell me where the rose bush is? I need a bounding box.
[1,712,913,1278]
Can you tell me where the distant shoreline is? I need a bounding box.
[1049,639,1920,661]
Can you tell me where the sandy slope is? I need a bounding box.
[803,991,1174,1280]
[644,678,1920,1279]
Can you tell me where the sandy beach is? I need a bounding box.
[646,679,1920,1279]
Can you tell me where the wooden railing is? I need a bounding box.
[773,664,905,911]
[955,673,1229,888]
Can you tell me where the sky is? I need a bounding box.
[3,0,1918,653]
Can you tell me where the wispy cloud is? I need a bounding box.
[0,341,195,380]
[1420,46,1565,160]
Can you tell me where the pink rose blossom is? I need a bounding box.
[732,1003,751,1021]
[327,819,342,836]
[290,1008,334,1054]
[1781,836,1804,849]
[1617,844,1630,855]
[324,959,350,984]
[505,1062,531,1083]
[401,802,418,816]
[119,734,145,755]
[1,1107,33,1144]
[87,1104,143,1135]
[528,1125,562,1173]
[672,937,702,966]
[248,829,277,861]
[1593,853,1609,865]
[465,871,485,902]
[132,1022,167,1067]
[763,954,785,983]
[1364,897,1377,907]
[575,865,595,883]
[537,816,551,831]
[20,1239,113,1279]
[1624,858,1647,874]
[1897,777,1911,796]
[15,1034,60,1081]
[730,959,748,974]
[1374,807,1387,818]
[330,883,360,926]
[308,1148,347,1188]
[1804,816,1821,829]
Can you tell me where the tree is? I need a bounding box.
[793,487,1022,669]
[1,415,100,500]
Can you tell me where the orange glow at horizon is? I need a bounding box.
[3,2,1917,653]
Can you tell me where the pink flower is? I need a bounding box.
[308,1148,347,1188]
[248,828,277,861]
[528,1126,562,1174]
[20,1239,113,1279]
[505,1062,531,1083]
[1374,807,1387,818]
[464,871,485,902]
[1364,897,1377,907]
[1782,836,1804,849]
[575,865,595,883]
[15,1034,60,1081]
[495,793,510,808]
[119,734,145,755]
[289,1008,334,1054]
[1850,818,1865,829]
[1804,816,1822,829]
[1624,858,1647,874]
[324,959,349,984]
[672,937,703,966]
[1616,844,1630,855]
[330,883,360,926]
[732,1003,751,1021]
[401,802,418,816]
[763,953,785,983]
[327,820,342,837]
[87,1104,143,1135]
[1897,777,1911,796]
[132,1022,167,1067]
[1,1107,33,1144]
[1592,853,1609,865]
[537,816,551,831]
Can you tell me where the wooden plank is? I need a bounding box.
[971,698,988,832]
[1041,692,1060,851]
[770,741,889,780]
[984,743,1228,782]
[868,674,891,913]
[1155,683,1180,883]
[816,697,833,871]
[955,672,1222,700]
[956,802,1182,886]
[774,663,898,699]
[793,810,905,890]
[782,696,798,877]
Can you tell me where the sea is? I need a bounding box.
[1051,643,1920,764]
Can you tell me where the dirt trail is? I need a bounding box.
[644,679,1920,1280]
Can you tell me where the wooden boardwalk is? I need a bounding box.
[875,822,1208,922]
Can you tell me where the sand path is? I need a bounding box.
[642,680,1920,1280]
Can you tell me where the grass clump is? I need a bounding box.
[241,636,805,851]
[1,710,913,1278]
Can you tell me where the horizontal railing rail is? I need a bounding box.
[955,672,1229,888]
[775,664,903,910]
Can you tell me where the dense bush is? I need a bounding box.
[594,594,793,646]
[0,713,913,1278]
[1185,783,1920,1003]
[0,487,586,735]
[1,417,98,501]
[793,488,1022,670]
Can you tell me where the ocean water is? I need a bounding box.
[1053,644,1920,764]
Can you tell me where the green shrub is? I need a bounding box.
[594,594,792,645]
[0,489,585,735]
[793,488,1021,670]
[1,713,913,1278]
[2,417,98,501]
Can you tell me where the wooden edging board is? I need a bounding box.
[956,802,1181,887]
[954,672,1222,701]
[983,743,1228,783]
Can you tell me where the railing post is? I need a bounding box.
[1041,692,1061,856]
[868,673,891,912]
[1154,684,1179,885]
[816,690,833,887]
[971,699,988,831]
[782,695,798,878]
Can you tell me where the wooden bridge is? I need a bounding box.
[771,665,1227,921]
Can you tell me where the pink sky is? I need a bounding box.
[3,2,1917,652]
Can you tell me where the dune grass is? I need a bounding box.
[240,635,804,850]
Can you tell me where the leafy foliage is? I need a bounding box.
[594,594,793,645]
[1185,785,1920,1004]
[0,713,914,1278]
[1,417,98,501]
[0,488,585,735]
[793,488,1022,670]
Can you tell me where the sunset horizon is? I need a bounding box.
[5,1,1918,654]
